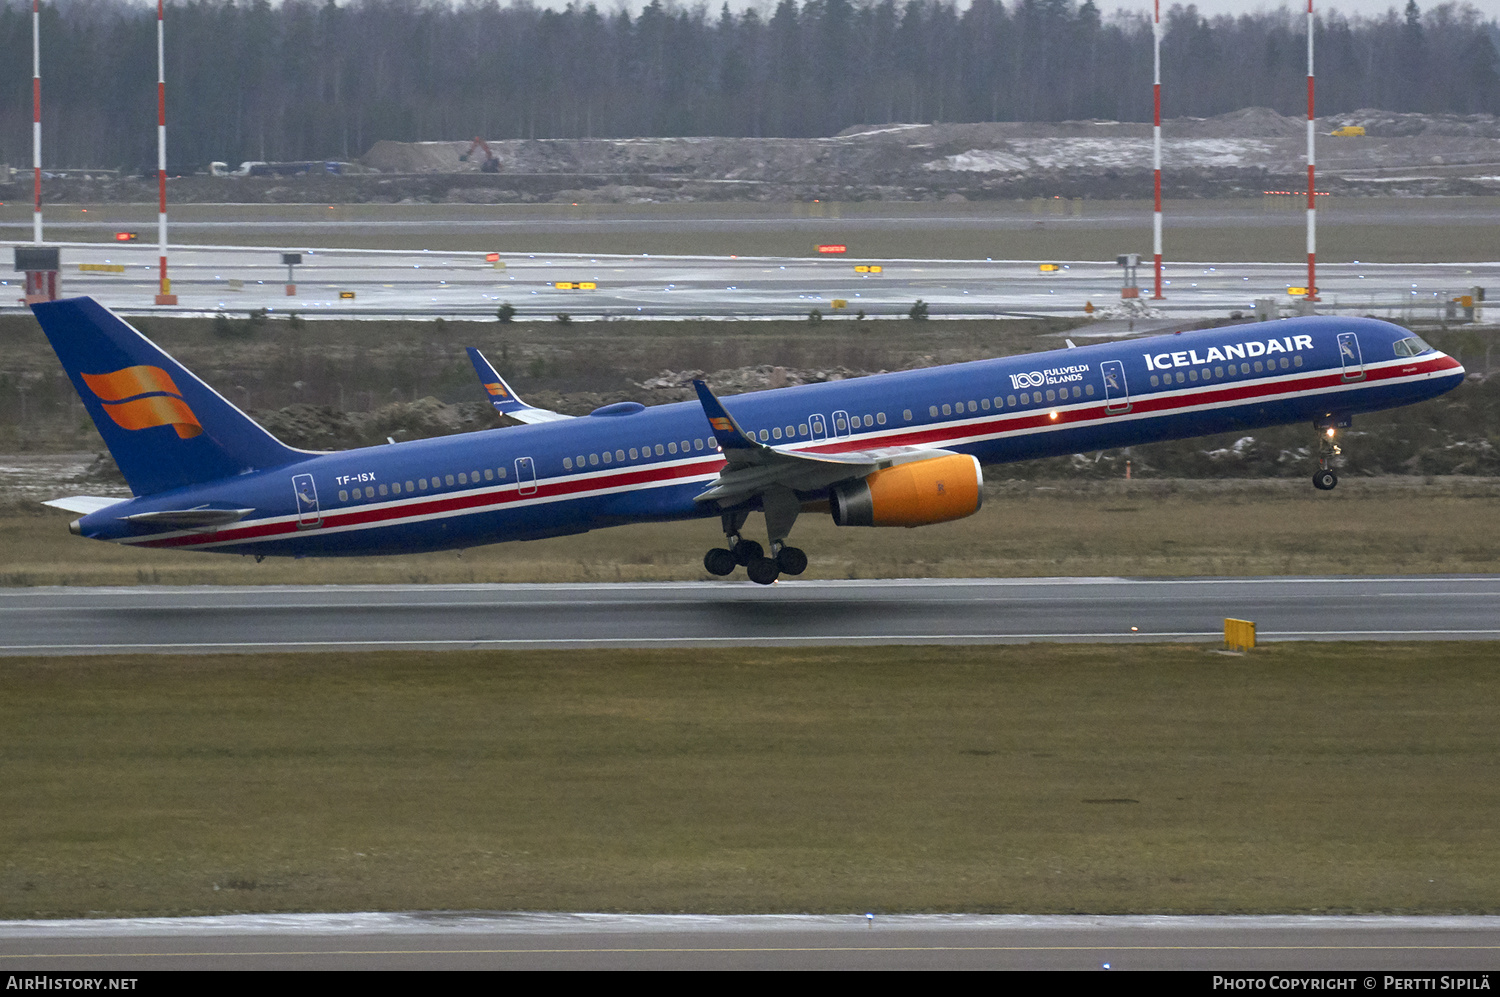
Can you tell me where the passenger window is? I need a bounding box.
[981,399,990,410]
[338,489,348,501]
[445,474,455,486]
[616,449,625,461]
[589,454,599,466]
[863,415,872,426]
[602,451,612,464]
[418,479,428,490]
[1084,385,1094,396]
[1241,363,1250,374]
[655,444,664,456]
[942,404,952,416]
[929,405,938,417]
[1020,393,1030,405]
[379,484,388,496]
[392,483,401,495]
[1072,386,1082,398]
[405,480,414,491]
[365,486,375,498]
[629,448,638,460]
[458,473,467,484]
[1007,394,1017,406]
[1151,375,1159,386]
[1045,389,1056,402]
[904,410,913,421]
[682,440,691,451]
[1254,361,1264,373]
[877,412,886,424]
[772,428,782,440]
[1294,355,1303,367]
[696,439,705,449]
[1215,366,1223,378]
[497,467,506,479]
[485,469,494,481]
[564,457,573,469]
[1189,370,1198,382]
[965,402,975,413]
[1176,372,1186,384]
[1280,357,1290,369]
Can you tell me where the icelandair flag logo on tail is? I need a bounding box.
[709,416,734,432]
[483,382,510,399]
[80,365,203,439]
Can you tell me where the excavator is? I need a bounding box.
[460,137,501,173]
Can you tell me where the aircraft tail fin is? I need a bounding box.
[30,297,307,496]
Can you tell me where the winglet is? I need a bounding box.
[693,379,760,453]
[466,347,573,424]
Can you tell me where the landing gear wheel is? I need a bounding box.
[704,548,737,576]
[776,546,808,575]
[746,556,780,585]
[1312,470,1338,491]
[732,539,765,566]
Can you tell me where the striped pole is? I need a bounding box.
[1152,0,1164,299]
[32,0,41,244]
[154,0,175,304]
[1306,0,1317,301]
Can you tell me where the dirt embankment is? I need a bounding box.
[10,108,1500,206]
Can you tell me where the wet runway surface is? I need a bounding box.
[3,912,1498,970]
[4,240,1495,320]
[3,576,1497,655]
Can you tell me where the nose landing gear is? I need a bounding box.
[1312,419,1345,490]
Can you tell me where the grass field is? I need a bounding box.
[2,642,1497,918]
[5,478,1499,586]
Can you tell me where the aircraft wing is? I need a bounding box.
[466,347,574,424]
[691,379,956,506]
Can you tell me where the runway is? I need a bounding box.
[4,239,1495,321]
[3,912,1498,970]
[2,576,1497,655]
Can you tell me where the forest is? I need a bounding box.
[0,0,1497,171]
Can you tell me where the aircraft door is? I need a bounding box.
[1101,360,1131,413]
[809,414,827,441]
[832,410,852,438]
[515,456,537,496]
[1337,332,1365,381]
[292,473,321,529]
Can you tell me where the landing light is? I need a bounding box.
[1049,411,1059,420]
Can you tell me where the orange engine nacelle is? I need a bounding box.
[830,454,984,528]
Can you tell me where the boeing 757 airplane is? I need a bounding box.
[34,296,1464,584]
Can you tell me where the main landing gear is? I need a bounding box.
[1312,420,1343,491]
[702,493,808,585]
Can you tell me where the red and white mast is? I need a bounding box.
[154,0,175,305]
[32,0,42,244]
[1305,0,1317,301]
[1152,0,1164,299]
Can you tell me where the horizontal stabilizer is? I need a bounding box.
[467,347,574,424]
[43,495,127,515]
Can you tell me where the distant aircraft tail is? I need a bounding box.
[29,297,308,496]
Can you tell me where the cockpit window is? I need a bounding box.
[1393,336,1435,358]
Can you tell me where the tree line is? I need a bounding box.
[1,0,1497,172]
